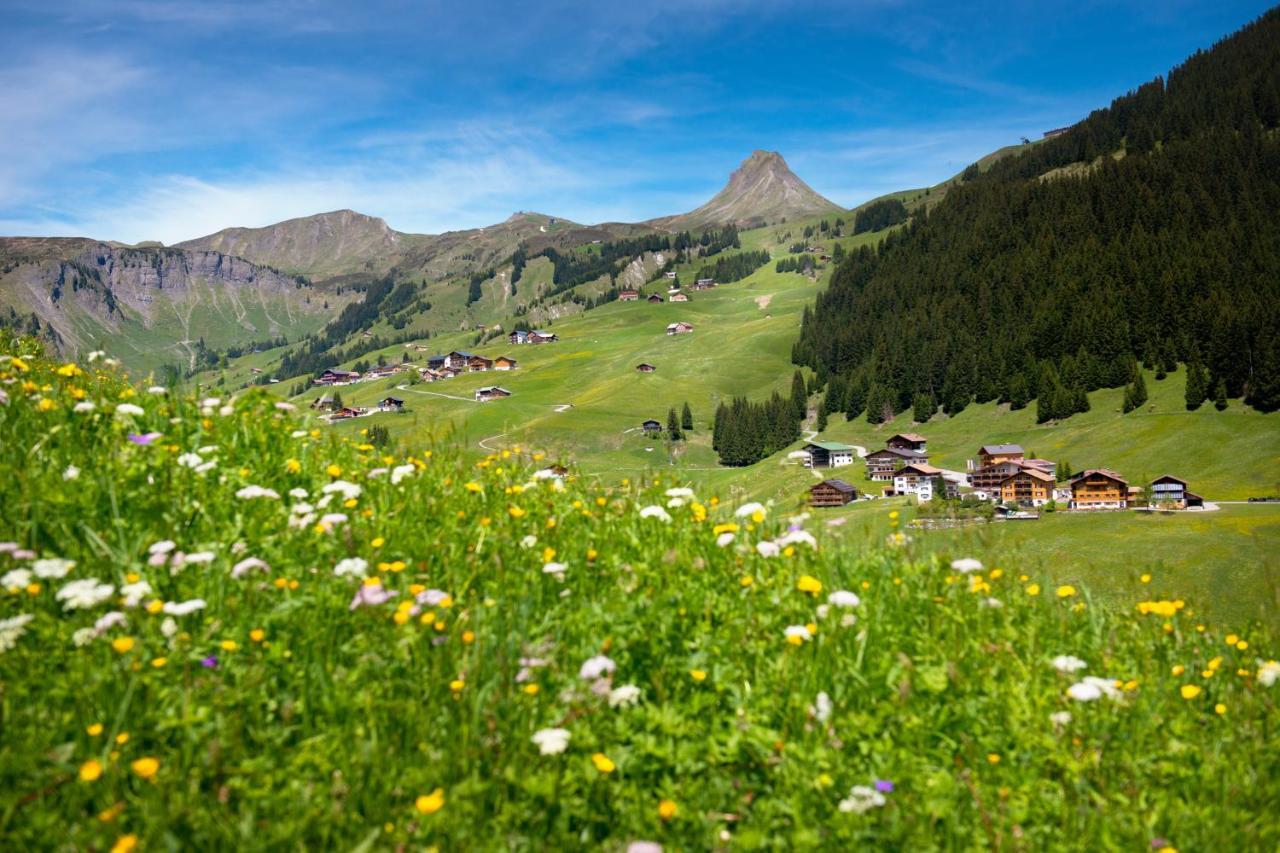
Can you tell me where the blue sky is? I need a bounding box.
[0,0,1272,243]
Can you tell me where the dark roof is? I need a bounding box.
[812,479,857,494]
[806,441,855,452]
[448,350,476,358]
[867,447,926,459]
[381,396,403,404]
[1151,474,1189,486]
[890,433,927,442]
[642,418,662,426]
[980,444,1024,455]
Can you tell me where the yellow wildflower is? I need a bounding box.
[220,640,237,652]
[1215,703,1227,715]
[1026,584,1041,596]
[130,757,159,780]
[658,799,678,820]
[110,834,138,853]
[250,629,265,643]
[111,637,135,654]
[1056,585,1076,598]
[987,753,1001,764]
[796,575,822,595]
[591,753,616,774]
[150,657,167,668]
[1180,684,1202,700]
[509,505,526,518]
[523,683,540,695]
[450,679,465,692]
[87,723,104,737]
[415,788,445,815]
[464,481,482,493]
[713,522,739,536]
[690,669,707,682]
[79,759,103,782]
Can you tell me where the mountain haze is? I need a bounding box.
[652,150,843,231]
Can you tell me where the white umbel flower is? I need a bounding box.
[639,505,672,522]
[56,578,115,610]
[838,785,886,814]
[532,727,571,755]
[0,614,34,653]
[334,558,368,578]
[1051,655,1088,674]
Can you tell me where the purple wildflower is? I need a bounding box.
[201,655,218,668]
[349,583,398,611]
[1150,840,1168,850]
[127,432,162,446]
[874,779,894,793]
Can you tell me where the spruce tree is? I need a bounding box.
[912,393,934,423]
[1008,374,1030,410]
[1185,356,1207,410]
[1212,378,1228,411]
[681,402,693,431]
[667,408,682,441]
[791,370,808,420]
[1131,368,1148,409]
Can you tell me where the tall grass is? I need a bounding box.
[1,335,1277,850]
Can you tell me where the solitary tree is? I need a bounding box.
[681,402,693,431]
[666,408,682,441]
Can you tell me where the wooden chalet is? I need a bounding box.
[426,355,446,369]
[618,289,640,301]
[311,395,338,411]
[967,444,1027,492]
[695,278,715,287]
[666,321,694,335]
[366,363,402,378]
[809,479,858,507]
[1150,475,1204,509]
[313,369,360,386]
[998,468,1055,506]
[804,441,856,469]
[494,356,518,371]
[864,447,928,481]
[443,351,474,369]
[475,386,512,402]
[664,271,678,279]
[647,293,665,304]
[635,363,657,373]
[330,406,367,420]
[641,418,662,434]
[669,292,689,302]
[886,433,927,453]
[1068,469,1129,510]
[378,396,405,412]
[528,330,558,344]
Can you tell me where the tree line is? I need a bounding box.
[696,250,771,285]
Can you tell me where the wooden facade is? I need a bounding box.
[998,468,1055,506]
[886,433,927,453]
[809,479,858,507]
[1068,469,1129,510]
[865,447,928,481]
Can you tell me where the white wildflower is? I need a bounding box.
[716,532,735,547]
[231,557,269,578]
[115,403,145,417]
[838,785,886,814]
[2,568,34,588]
[950,557,983,573]
[334,558,368,578]
[542,562,568,576]
[1051,655,1088,674]
[390,464,416,485]
[32,557,75,578]
[177,452,203,469]
[322,480,362,501]
[72,627,97,647]
[982,597,1004,608]
[163,599,207,616]
[120,581,152,608]
[520,534,538,549]
[73,401,96,413]
[160,617,179,638]
[194,461,217,474]
[0,614,34,653]
[236,485,280,500]
[93,611,127,633]
[755,541,780,558]
[735,501,766,518]
[776,529,817,549]
[579,655,617,680]
[666,497,686,508]
[87,350,105,361]
[828,590,860,608]
[62,465,80,480]
[1258,660,1280,687]
[274,401,296,411]
[416,589,451,606]
[148,540,176,556]
[785,624,812,643]
[608,684,642,708]
[812,691,832,723]
[665,487,695,499]
[56,578,114,610]
[1067,676,1123,702]
[290,430,308,438]
[183,551,216,564]
[218,405,234,417]
[147,386,167,394]
[1050,711,1073,726]
[288,488,309,499]
[531,727,570,756]
[639,505,672,522]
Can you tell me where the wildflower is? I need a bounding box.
[236,485,280,500]
[349,582,398,610]
[0,614,33,653]
[1067,677,1123,702]
[951,557,983,573]
[1215,703,1227,715]
[1051,655,1088,674]
[591,752,616,773]
[33,557,75,578]
[231,557,269,579]
[580,655,617,680]
[716,532,735,547]
[334,558,369,578]
[115,403,145,417]
[57,578,115,610]
[63,464,80,480]
[201,655,218,668]
[838,785,886,814]
[1025,583,1041,596]
[130,757,159,780]
[1049,711,1072,726]
[87,723,104,736]
[450,679,465,692]
[127,432,162,445]
[111,637,135,653]
[658,799,678,820]
[1057,585,1076,598]
[1258,661,1280,687]
[415,788,445,814]
[74,400,96,413]
[735,501,766,521]
[796,575,823,595]
[639,505,672,522]
[712,522,739,536]
[756,541,781,558]
[1,568,32,589]
[1180,684,1202,700]
[532,727,571,755]
[609,684,642,708]
[162,599,206,616]
[777,529,817,549]
[322,480,362,501]
[784,625,812,645]
[110,835,137,853]
[120,581,151,608]
[690,669,707,682]
[811,691,832,723]
[987,753,1001,764]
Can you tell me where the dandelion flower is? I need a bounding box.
[1180,684,1202,700]
[796,575,822,595]
[415,788,445,814]
[1057,585,1076,598]
[591,753,616,773]
[111,637,135,654]
[658,799,678,820]
[130,757,159,780]
[80,759,103,782]
[532,727,571,755]
[689,669,707,682]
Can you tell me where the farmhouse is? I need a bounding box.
[666,322,694,335]
[695,278,715,287]
[647,293,665,304]
[864,447,929,481]
[803,441,856,469]
[1149,475,1204,509]
[1068,469,1129,510]
[809,479,858,507]
[669,292,689,302]
[365,363,402,379]
[968,444,1026,491]
[618,289,639,301]
[378,396,404,412]
[664,271,677,279]
[635,363,656,373]
[313,369,360,386]
[466,355,494,371]
[311,395,338,412]
[528,330,558,344]
[641,419,662,434]
[891,463,947,502]
[886,433,927,453]
[426,355,446,369]
[998,468,1056,507]
[475,386,512,402]
[494,356,518,371]
[443,351,475,369]
[330,406,367,420]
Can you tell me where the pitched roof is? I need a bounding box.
[890,433,927,442]
[895,463,942,476]
[812,479,857,494]
[806,441,855,451]
[867,447,926,459]
[1001,468,1054,483]
[1151,474,1189,486]
[1068,468,1128,485]
[980,444,1024,455]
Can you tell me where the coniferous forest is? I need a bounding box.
[792,8,1280,419]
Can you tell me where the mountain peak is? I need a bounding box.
[653,150,842,231]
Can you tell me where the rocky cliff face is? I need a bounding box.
[652,150,843,231]
[0,238,344,371]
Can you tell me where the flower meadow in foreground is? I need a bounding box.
[0,335,1278,850]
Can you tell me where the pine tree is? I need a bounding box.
[681,402,693,431]
[816,404,828,432]
[332,391,344,409]
[790,370,808,420]
[1212,378,1228,411]
[1008,374,1030,410]
[912,393,934,423]
[667,408,682,440]
[1185,356,1208,410]
[1131,368,1148,409]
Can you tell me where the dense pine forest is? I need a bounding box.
[792,8,1280,420]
